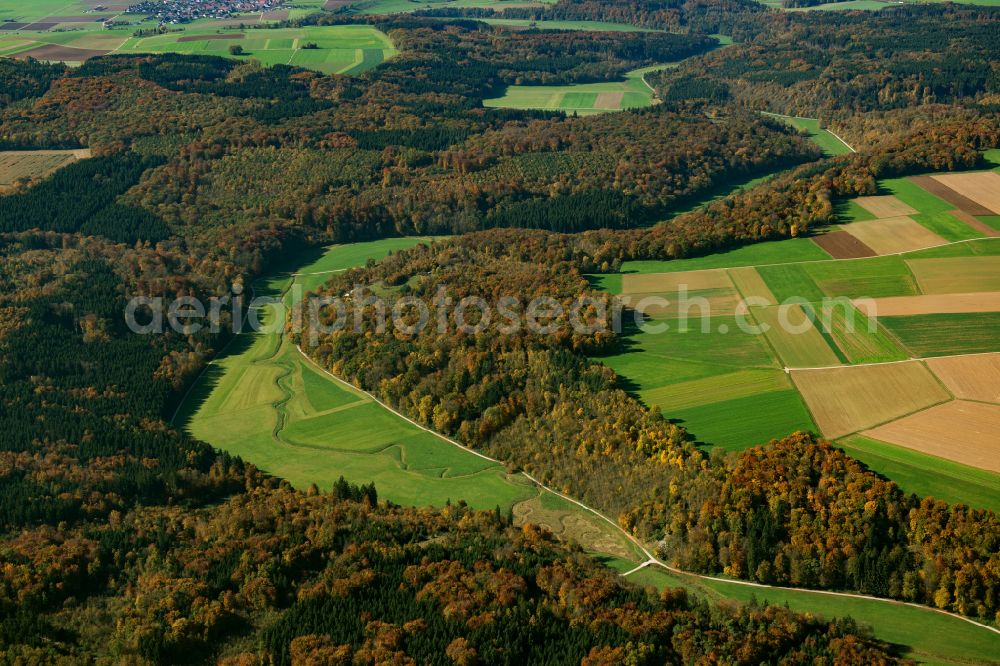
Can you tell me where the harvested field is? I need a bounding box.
[595,91,625,108]
[728,266,777,305]
[0,149,90,189]
[863,401,1000,473]
[751,304,843,368]
[910,175,994,216]
[262,10,290,20]
[930,172,1000,215]
[790,361,950,438]
[854,195,917,219]
[13,43,110,61]
[948,209,999,237]
[925,353,1000,404]
[621,268,732,294]
[176,33,245,42]
[812,230,877,259]
[906,256,1000,293]
[621,288,741,318]
[842,216,947,255]
[854,292,1000,317]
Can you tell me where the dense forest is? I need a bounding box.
[1,0,999,660]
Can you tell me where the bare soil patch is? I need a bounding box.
[931,171,1000,215]
[812,230,878,259]
[910,175,994,216]
[594,91,624,109]
[790,361,950,438]
[854,195,917,219]
[13,43,110,61]
[855,292,1000,317]
[176,33,245,42]
[842,216,947,255]
[0,23,29,31]
[926,353,1000,404]
[863,401,1000,473]
[22,22,57,31]
[262,10,290,20]
[323,0,355,9]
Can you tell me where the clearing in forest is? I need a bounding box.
[0,149,90,190]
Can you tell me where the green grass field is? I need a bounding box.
[484,66,657,113]
[480,18,653,31]
[618,237,831,274]
[838,435,1000,513]
[880,312,1000,357]
[117,25,396,74]
[763,113,853,156]
[177,238,537,510]
[628,565,1000,666]
[880,177,984,242]
[355,0,557,14]
[0,5,396,75]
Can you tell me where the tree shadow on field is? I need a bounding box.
[170,328,258,431]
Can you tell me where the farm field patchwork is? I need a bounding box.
[117,25,397,74]
[790,362,950,439]
[0,6,397,75]
[838,215,947,255]
[930,171,1000,215]
[751,304,843,368]
[354,0,556,14]
[593,173,1000,460]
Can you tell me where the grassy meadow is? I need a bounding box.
[627,565,1000,666]
[763,113,854,156]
